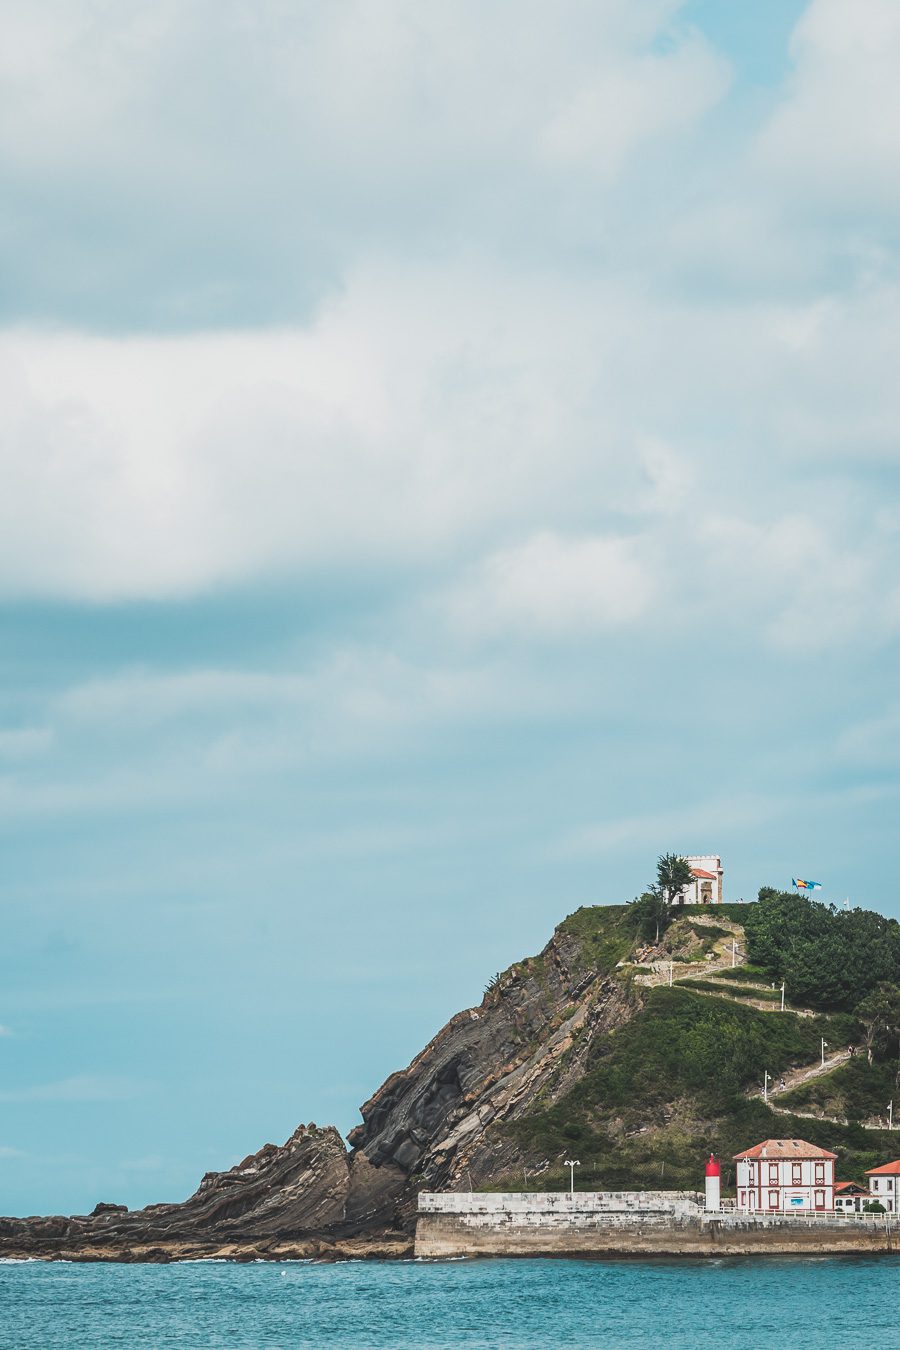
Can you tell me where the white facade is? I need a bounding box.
[672,855,724,905]
[865,1166,900,1212]
[735,1143,835,1213]
[834,1185,873,1213]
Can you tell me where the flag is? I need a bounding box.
[793,878,823,891]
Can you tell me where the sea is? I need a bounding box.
[1,1255,896,1349]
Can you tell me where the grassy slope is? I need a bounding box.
[491,903,896,1192]
[779,1056,896,1123]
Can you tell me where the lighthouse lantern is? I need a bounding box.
[704,1154,721,1212]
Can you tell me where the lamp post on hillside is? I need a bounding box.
[888,1102,894,1132]
[731,940,737,968]
[772,981,785,1012]
[763,1070,771,1105]
[564,1159,580,1197]
[821,1038,828,1068]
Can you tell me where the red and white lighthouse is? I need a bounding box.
[705,1154,721,1212]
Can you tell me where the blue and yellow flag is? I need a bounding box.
[793,878,822,891]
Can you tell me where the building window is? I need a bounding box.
[748,1164,755,1183]
[814,1190,825,1210]
[792,1163,802,1185]
[768,1190,779,1210]
[815,1163,825,1184]
[872,1179,879,1190]
[769,1163,779,1185]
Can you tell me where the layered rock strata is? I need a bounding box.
[0,912,638,1261]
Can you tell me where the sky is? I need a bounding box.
[2,0,900,1216]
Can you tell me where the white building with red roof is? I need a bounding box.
[673,855,724,905]
[833,1181,874,1213]
[865,1160,900,1212]
[734,1139,836,1213]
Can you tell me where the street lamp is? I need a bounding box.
[763,1070,771,1105]
[772,981,785,1012]
[888,1101,894,1131]
[821,1038,828,1068]
[564,1159,580,1196]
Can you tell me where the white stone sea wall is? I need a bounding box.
[414,1191,898,1258]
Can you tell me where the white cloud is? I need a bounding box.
[53,653,526,736]
[0,646,565,821]
[0,1025,13,1038]
[756,0,900,212]
[698,512,900,653]
[0,2,897,668]
[2,264,899,651]
[0,269,611,599]
[0,2,724,187]
[537,31,729,174]
[444,530,656,639]
[0,1145,24,1159]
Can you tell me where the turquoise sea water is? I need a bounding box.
[1,1256,897,1349]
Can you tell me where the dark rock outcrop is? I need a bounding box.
[0,908,638,1261]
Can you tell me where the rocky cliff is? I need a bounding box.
[0,905,639,1260]
[3,896,894,1261]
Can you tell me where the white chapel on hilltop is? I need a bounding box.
[673,855,724,905]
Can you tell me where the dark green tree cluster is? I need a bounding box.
[855,983,900,1066]
[744,888,900,1013]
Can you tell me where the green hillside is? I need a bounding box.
[495,889,900,1193]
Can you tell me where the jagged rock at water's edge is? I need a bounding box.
[0,905,662,1260]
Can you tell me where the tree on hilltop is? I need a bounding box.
[630,854,693,943]
[631,890,670,943]
[656,854,694,907]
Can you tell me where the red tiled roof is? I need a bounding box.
[834,1181,871,1194]
[691,868,717,880]
[865,1160,900,1175]
[733,1139,838,1161]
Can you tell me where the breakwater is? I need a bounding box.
[414,1192,898,1258]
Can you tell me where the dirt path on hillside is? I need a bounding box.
[767,1100,892,1132]
[635,915,746,989]
[749,1050,852,1102]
